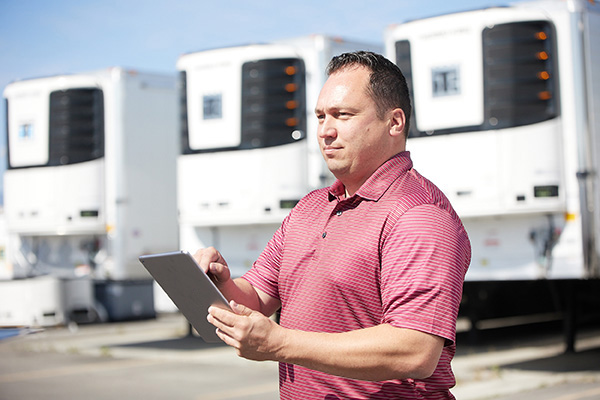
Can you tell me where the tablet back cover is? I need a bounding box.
[139,251,229,343]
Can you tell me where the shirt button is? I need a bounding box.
[336,210,343,216]
[322,232,327,238]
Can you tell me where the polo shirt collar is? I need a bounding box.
[328,151,413,202]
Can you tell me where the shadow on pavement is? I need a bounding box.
[455,320,566,354]
[501,346,600,373]
[115,334,227,351]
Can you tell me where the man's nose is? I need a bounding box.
[318,117,337,139]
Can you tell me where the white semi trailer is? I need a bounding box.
[176,35,382,276]
[385,0,600,349]
[1,67,179,326]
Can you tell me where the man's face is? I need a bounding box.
[315,66,395,193]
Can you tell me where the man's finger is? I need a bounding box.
[208,305,240,327]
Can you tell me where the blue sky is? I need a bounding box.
[0,0,513,201]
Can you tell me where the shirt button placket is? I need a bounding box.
[323,205,343,239]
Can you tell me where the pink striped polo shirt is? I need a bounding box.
[243,151,471,399]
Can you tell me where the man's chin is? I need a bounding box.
[326,164,349,179]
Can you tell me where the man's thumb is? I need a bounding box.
[230,300,252,316]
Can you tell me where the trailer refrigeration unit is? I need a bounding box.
[385,0,600,348]
[1,68,179,326]
[176,35,382,278]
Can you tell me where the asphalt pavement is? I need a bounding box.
[1,314,599,400]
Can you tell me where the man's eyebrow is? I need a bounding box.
[315,106,343,114]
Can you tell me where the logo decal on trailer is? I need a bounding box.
[432,66,460,97]
[203,94,222,120]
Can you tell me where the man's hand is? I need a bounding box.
[193,247,231,284]
[207,301,284,362]
[193,247,280,316]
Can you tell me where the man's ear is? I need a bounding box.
[389,108,406,138]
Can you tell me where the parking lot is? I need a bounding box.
[1,314,599,400]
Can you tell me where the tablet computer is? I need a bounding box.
[139,250,230,343]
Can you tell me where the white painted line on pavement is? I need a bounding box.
[0,358,164,383]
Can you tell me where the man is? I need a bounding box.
[195,51,471,399]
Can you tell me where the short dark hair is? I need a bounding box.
[326,51,412,137]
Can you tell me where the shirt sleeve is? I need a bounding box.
[380,204,471,345]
